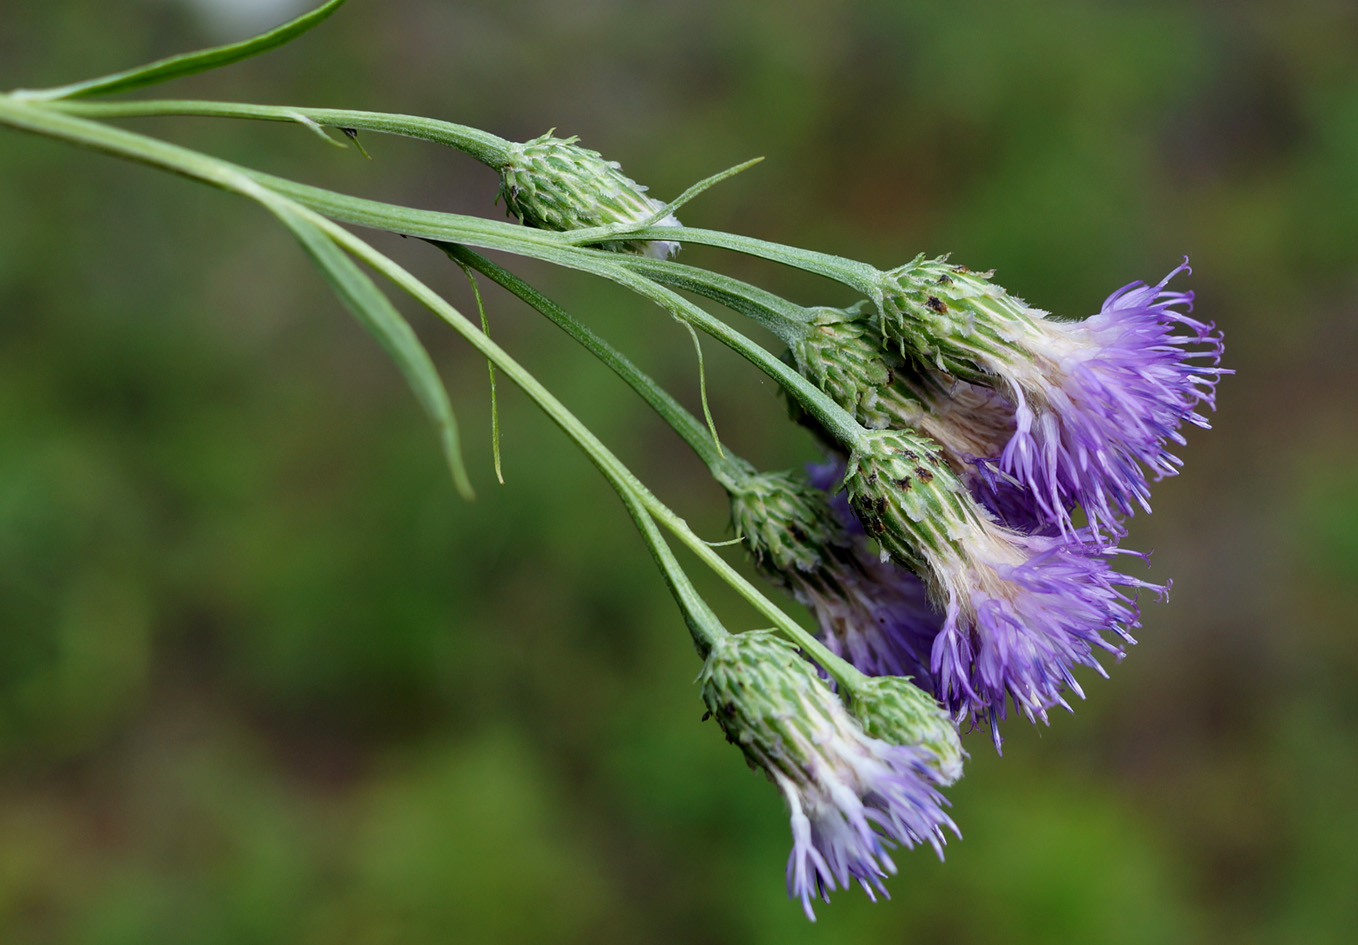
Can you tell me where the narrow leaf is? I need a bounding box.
[458,263,504,484]
[272,203,475,499]
[681,321,725,459]
[19,0,348,101]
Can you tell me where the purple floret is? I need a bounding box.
[782,740,956,920]
[996,260,1226,542]
[929,530,1164,750]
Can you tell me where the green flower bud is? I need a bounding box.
[728,469,941,681]
[498,132,680,258]
[787,304,895,429]
[876,254,1042,381]
[848,675,964,785]
[728,469,842,575]
[788,305,1016,477]
[842,428,982,572]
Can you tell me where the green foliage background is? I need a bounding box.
[2,1,1356,942]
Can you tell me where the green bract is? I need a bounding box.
[498,133,681,258]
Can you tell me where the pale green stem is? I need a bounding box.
[46,98,512,168]
[0,94,868,691]
[43,99,881,298]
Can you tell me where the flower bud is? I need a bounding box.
[729,470,937,681]
[498,132,680,258]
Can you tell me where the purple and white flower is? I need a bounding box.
[990,261,1225,540]
[876,258,1225,541]
[925,518,1163,748]
[699,631,958,919]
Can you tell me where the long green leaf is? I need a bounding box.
[270,202,475,500]
[15,0,348,101]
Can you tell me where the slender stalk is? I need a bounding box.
[0,93,869,692]
[47,98,512,168]
[184,170,868,450]
[599,225,881,296]
[440,245,748,490]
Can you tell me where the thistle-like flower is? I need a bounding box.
[844,429,1160,746]
[729,470,938,681]
[874,258,1226,540]
[699,630,958,918]
[498,132,680,258]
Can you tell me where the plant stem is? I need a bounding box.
[0,93,868,691]
[439,244,748,490]
[47,98,512,168]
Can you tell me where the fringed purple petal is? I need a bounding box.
[783,743,956,920]
[998,260,1227,542]
[929,531,1163,749]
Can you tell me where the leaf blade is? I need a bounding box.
[22,0,349,101]
[271,203,476,500]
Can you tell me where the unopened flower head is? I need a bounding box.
[844,429,1160,747]
[498,132,680,258]
[790,306,1046,531]
[730,470,938,681]
[699,630,957,919]
[875,257,1226,540]
[788,304,896,430]
[848,674,965,785]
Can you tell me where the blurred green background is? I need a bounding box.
[2,0,1356,942]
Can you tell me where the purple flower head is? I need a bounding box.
[877,258,1226,542]
[781,737,954,920]
[699,631,958,920]
[843,429,1164,749]
[928,520,1164,749]
[990,260,1225,541]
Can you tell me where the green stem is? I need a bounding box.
[205,173,867,450]
[611,484,729,658]
[319,217,864,689]
[0,93,868,691]
[619,255,814,346]
[46,98,512,168]
[439,244,748,490]
[596,225,881,296]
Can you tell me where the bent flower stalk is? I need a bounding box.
[0,0,1227,921]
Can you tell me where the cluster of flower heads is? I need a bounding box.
[491,133,1225,916]
[721,261,1223,913]
[779,261,1225,738]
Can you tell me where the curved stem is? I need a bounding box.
[596,225,881,296]
[180,169,868,451]
[0,94,869,692]
[439,244,749,491]
[46,98,512,168]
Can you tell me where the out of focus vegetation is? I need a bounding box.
[2,1,1356,942]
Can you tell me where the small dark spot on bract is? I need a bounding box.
[701,710,712,722]
[896,477,912,490]
[937,273,953,285]
[916,467,934,483]
[926,296,948,313]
